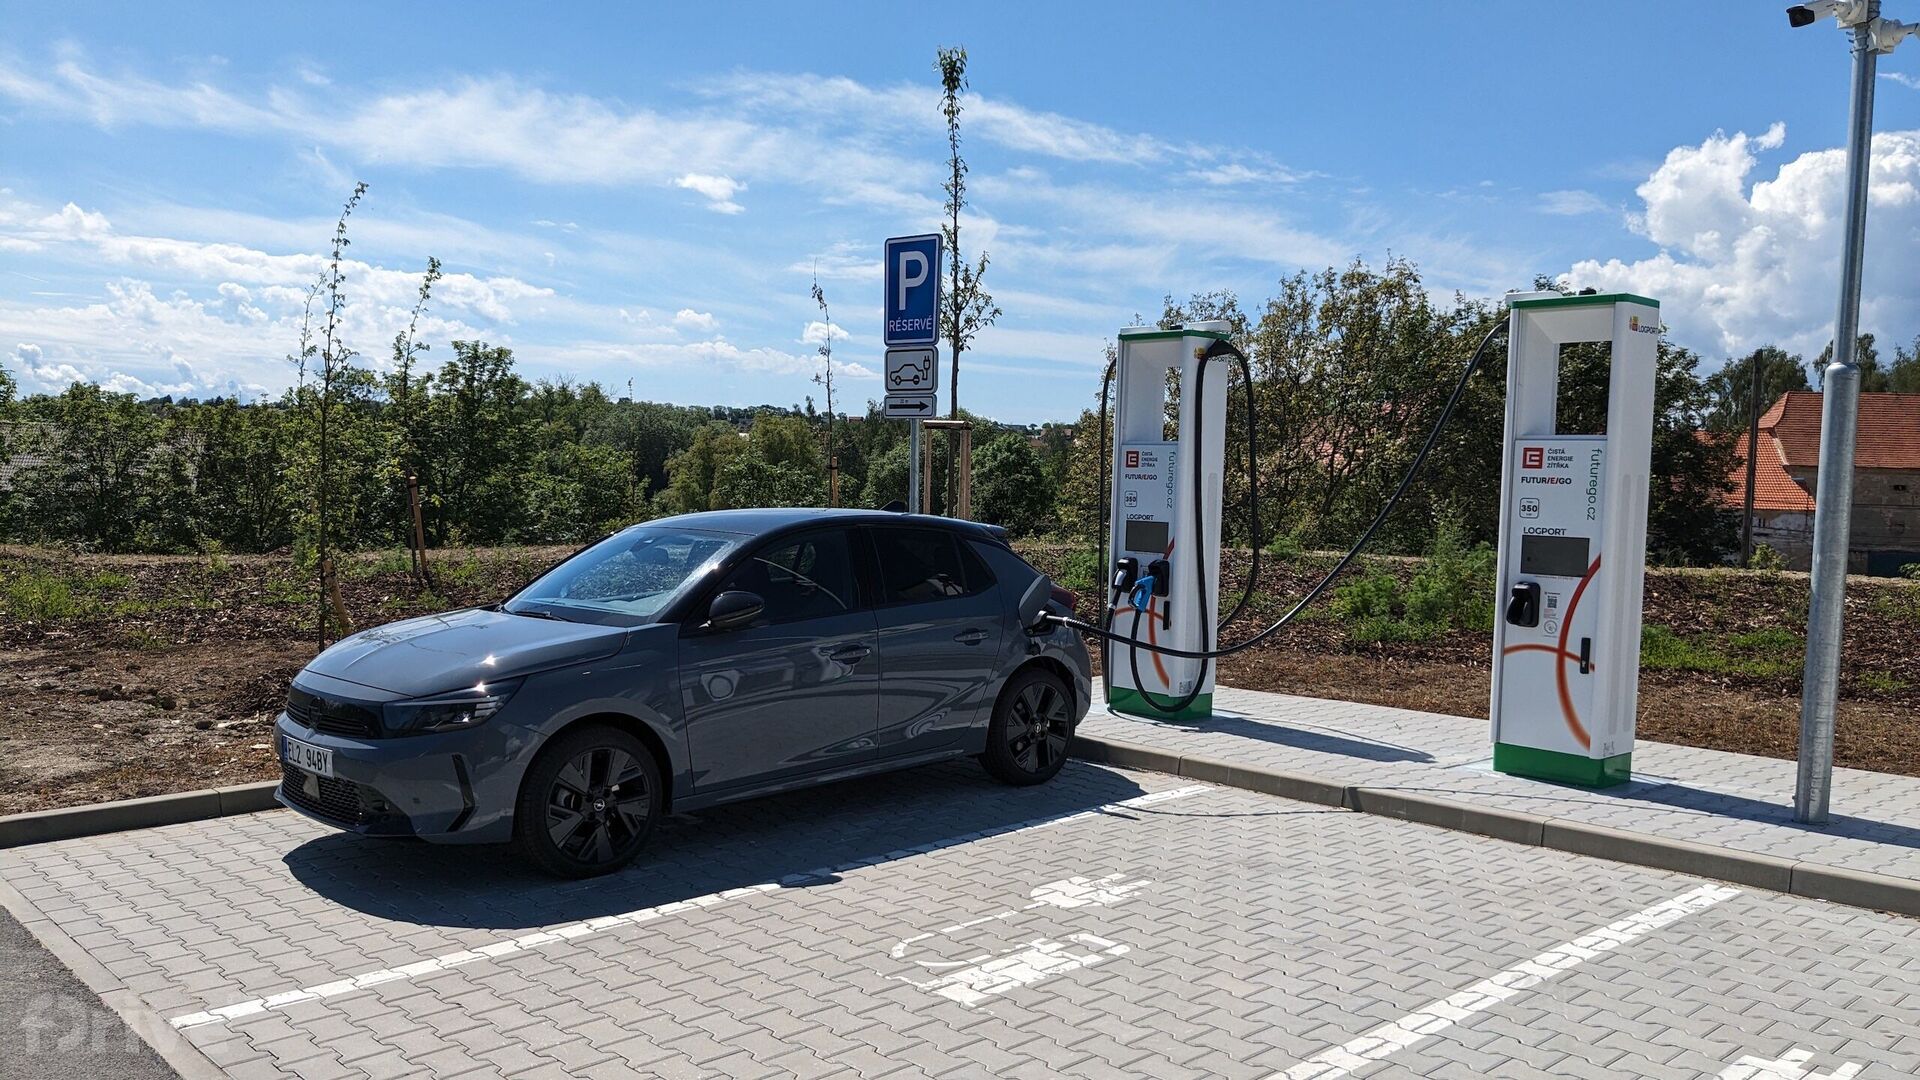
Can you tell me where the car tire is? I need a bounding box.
[513,725,663,879]
[980,667,1074,786]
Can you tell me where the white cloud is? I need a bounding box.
[1537,189,1611,216]
[1885,72,1920,90]
[792,241,881,283]
[673,308,718,332]
[1566,122,1920,358]
[674,174,745,214]
[800,320,849,346]
[1185,161,1316,186]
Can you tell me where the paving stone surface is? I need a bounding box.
[2,758,1918,1078]
[1082,685,1920,884]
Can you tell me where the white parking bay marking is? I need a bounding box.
[168,783,1207,1030]
[1273,883,1742,1080]
[917,933,1130,1006]
[1718,1047,1863,1080]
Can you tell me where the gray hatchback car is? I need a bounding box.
[276,509,1091,877]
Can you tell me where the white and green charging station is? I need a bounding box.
[1105,322,1229,720]
[1489,292,1660,787]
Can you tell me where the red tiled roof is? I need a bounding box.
[1722,430,1816,512]
[1721,391,1920,512]
[1762,391,1920,469]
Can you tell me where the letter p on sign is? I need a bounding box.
[897,250,928,309]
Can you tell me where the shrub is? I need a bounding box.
[1401,518,1498,632]
[1055,548,1101,594]
[1333,568,1400,621]
[1752,544,1786,572]
[1264,529,1305,561]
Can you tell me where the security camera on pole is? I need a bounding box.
[884,234,943,512]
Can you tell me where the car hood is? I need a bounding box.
[302,607,634,697]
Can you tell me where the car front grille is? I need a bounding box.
[286,686,382,738]
[279,760,400,829]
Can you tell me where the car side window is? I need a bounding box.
[870,528,991,605]
[717,529,858,624]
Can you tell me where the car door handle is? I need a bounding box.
[828,644,872,663]
[953,629,990,646]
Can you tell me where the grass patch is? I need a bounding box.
[0,565,135,621]
[342,548,415,580]
[1859,671,1909,694]
[1640,624,1799,678]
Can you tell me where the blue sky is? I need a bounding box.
[3,1,1919,423]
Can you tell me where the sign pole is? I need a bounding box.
[908,418,921,513]
[883,233,942,513]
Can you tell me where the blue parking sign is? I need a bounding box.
[883,234,942,346]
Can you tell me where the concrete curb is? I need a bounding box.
[1071,733,1920,919]
[0,781,279,849]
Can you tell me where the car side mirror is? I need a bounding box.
[706,590,764,631]
[1017,575,1054,632]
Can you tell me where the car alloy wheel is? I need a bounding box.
[1006,677,1070,776]
[545,746,651,867]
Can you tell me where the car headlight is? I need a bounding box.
[383,678,524,736]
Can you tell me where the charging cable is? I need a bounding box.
[1057,318,1509,670]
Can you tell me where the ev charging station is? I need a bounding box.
[1105,322,1229,720]
[1489,292,1660,787]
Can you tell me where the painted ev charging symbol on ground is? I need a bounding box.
[1718,1047,1863,1080]
[885,874,1152,1007]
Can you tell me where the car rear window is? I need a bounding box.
[870,528,993,604]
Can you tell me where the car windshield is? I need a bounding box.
[505,526,738,624]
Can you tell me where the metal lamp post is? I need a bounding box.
[1787,0,1917,823]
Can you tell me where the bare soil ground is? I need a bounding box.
[1,541,1917,815]
[1023,545,1920,779]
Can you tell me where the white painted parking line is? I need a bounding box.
[1272,882,1742,1080]
[167,783,1209,1031]
[1719,1047,1863,1080]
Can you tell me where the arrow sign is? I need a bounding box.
[882,393,937,418]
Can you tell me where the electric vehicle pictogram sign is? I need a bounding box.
[884,347,938,393]
[883,234,941,347]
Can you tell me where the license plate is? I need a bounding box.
[282,735,334,779]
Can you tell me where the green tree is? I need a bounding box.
[422,340,531,544]
[0,355,16,533]
[659,421,748,514]
[1815,333,1886,391]
[972,432,1055,535]
[1703,346,1811,432]
[1889,334,1920,393]
[184,398,290,552]
[17,383,162,552]
[313,182,368,640]
[709,413,826,509]
[935,46,1002,512]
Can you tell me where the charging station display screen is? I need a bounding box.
[1520,534,1591,578]
[1124,519,1170,555]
